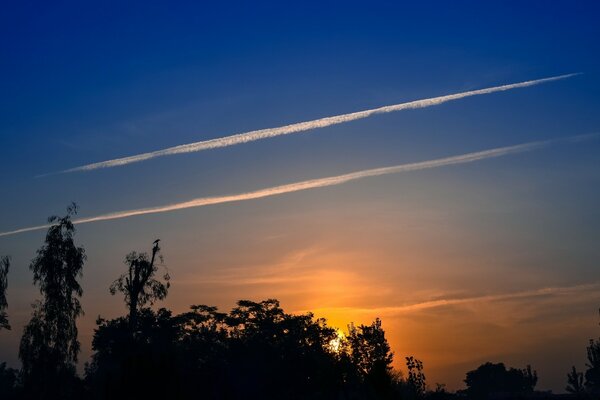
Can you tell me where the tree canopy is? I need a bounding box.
[463,362,537,399]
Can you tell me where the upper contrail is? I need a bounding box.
[3,132,595,238]
[52,73,579,175]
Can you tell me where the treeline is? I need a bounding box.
[0,205,599,400]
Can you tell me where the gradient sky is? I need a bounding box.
[1,1,600,392]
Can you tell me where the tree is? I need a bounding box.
[86,298,348,399]
[0,255,9,330]
[585,338,600,393]
[0,362,19,400]
[566,366,585,394]
[225,299,343,399]
[521,364,538,390]
[464,362,537,399]
[347,318,395,396]
[85,308,180,400]
[406,356,427,398]
[348,318,393,377]
[19,203,86,399]
[110,240,169,331]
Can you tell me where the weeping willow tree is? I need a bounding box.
[19,204,86,399]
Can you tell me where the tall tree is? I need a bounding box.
[19,204,86,399]
[348,318,393,377]
[347,318,395,396]
[110,240,169,330]
[0,256,9,330]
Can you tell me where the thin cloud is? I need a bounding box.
[305,282,600,316]
[3,133,596,238]
[52,73,578,175]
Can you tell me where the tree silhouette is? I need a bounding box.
[224,299,343,398]
[585,338,600,393]
[0,362,18,400]
[19,204,86,400]
[427,382,453,400]
[110,240,169,331]
[566,366,585,394]
[406,356,427,398]
[521,364,539,390]
[86,308,180,400]
[348,318,393,375]
[464,362,537,399]
[0,255,9,330]
[85,298,405,400]
[347,318,395,397]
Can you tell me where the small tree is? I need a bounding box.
[19,204,86,399]
[464,362,538,399]
[585,338,600,393]
[0,256,9,330]
[566,366,585,394]
[521,364,538,390]
[110,240,169,331]
[406,356,427,398]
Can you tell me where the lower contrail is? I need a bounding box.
[3,133,595,238]
[53,73,578,175]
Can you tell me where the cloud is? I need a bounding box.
[52,73,578,175]
[3,133,596,238]
[304,282,600,316]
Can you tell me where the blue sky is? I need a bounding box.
[1,0,600,392]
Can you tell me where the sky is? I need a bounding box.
[1,0,600,392]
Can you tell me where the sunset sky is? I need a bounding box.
[1,1,600,392]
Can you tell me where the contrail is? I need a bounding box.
[3,133,596,238]
[53,73,578,175]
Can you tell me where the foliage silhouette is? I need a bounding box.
[584,338,600,393]
[85,308,179,400]
[427,383,453,400]
[347,318,396,398]
[566,366,585,394]
[0,255,9,330]
[109,240,169,331]
[19,203,86,400]
[463,362,538,399]
[85,297,402,400]
[406,356,427,398]
[0,361,19,400]
[226,299,357,399]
